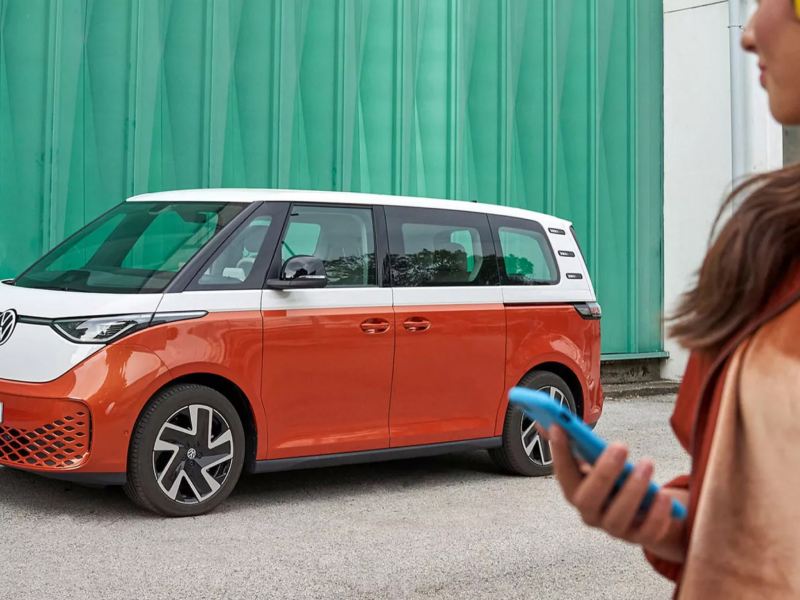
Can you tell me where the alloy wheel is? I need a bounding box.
[519,386,568,466]
[152,404,235,504]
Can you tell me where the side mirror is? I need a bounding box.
[267,255,328,290]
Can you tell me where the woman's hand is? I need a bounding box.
[547,425,688,564]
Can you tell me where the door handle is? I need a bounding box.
[360,318,390,334]
[403,317,431,333]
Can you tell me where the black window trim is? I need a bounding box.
[265,202,383,290]
[373,205,391,288]
[489,214,561,286]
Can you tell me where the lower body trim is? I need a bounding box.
[252,437,502,474]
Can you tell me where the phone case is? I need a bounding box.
[509,387,687,521]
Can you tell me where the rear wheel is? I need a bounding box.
[124,384,245,517]
[490,371,577,477]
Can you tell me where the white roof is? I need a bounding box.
[127,188,571,228]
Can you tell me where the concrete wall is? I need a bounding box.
[662,0,784,380]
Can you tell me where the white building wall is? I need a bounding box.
[662,0,784,380]
[663,0,733,380]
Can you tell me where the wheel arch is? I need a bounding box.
[496,359,587,436]
[134,373,259,472]
[524,361,584,420]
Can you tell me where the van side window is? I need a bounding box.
[280,205,377,287]
[195,216,274,286]
[490,216,559,285]
[386,207,498,287]
[186,202,292,291]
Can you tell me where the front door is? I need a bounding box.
[261,204,394,459]
[385,206,506,447]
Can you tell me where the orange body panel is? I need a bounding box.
[133,310,267,454]
[0,303,602,479]
[0,342,169,474]
[0,311,266,474]
[497,304,603,432]
[389,303,506,447]
[262,307,395,458]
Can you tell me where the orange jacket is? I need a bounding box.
[646,268,800,592]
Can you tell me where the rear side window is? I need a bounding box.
[490,216,559,285]
[386,206,498,287]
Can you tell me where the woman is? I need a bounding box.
[546,1,800,597]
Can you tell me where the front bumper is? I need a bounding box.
[0,341,172,485]
[0,395,91,469]
[0,393,124,484]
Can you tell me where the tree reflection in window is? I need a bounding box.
[323,253,376,287]
[497,225,557,285]
[391,247,471,287]
[503,254,536,283]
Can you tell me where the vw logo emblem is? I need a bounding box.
[0,309,17,347]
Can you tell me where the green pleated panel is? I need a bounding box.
[0,0,663,356]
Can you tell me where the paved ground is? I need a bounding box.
[0,396,687,600]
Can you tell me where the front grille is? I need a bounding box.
[0,410,90,469]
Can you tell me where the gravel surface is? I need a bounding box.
[0,396,688,600]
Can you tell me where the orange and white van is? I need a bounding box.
[0,190,602,516]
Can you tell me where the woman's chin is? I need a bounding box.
[769,97,800,127]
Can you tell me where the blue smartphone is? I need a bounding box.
[509,387,687,521]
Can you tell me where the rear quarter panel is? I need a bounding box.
[496,304,602,434]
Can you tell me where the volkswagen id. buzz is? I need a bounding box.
[0,190,602,516]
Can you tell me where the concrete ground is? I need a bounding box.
[0,396,687,600]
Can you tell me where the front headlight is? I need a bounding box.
[51,311,208,344]
[52,314,154,344]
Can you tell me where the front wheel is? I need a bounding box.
[124,384,245,517]
[490,371,577,477]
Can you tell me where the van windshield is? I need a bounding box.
[13,202,246,294]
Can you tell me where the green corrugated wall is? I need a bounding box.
[0,0,664,356]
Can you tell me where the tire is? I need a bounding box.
[490,370,577,477]
[124,384,245,517]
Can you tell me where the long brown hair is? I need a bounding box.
[670,162,800,354]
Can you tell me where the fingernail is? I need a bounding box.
[633,461,653,480]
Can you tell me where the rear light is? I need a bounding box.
[574,302,602,320]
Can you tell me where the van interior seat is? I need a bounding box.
[235,225,268,278]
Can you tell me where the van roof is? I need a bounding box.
[126,188,572,228]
